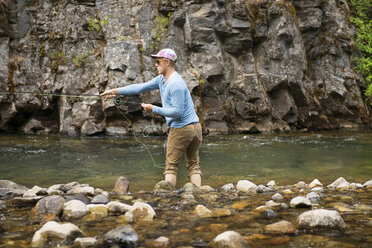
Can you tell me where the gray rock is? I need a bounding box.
[363,180,372,187]
[209,231,249,248]
[311,187,324,193]
[183,183,201,193]
[154,180,175,192]
[271,193,284,202]
[290,196,312,208]
[265,209,277,218]
[113,176,130,194]
[0,180,29,198]
[67,186,94,196]
[10,196,43,207]
[297,209,346,233]
[306,192,321,203]
[23,186,48,197]
[236,180,257,193]
[91,194,109,204]
[74,237,98,247]
[104,225,139,248]
[327,177,350,189]
[221,183,235,191]
[281,203,289,209]
[256,184,272,193]
[63,200,89,219]
[64,194,91,205]
[32,195,65,216]
[60,182,80,193]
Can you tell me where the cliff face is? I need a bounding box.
[0,0,369,135]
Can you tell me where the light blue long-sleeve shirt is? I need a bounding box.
[117,72,199,128]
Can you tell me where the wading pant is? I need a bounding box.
[164,123,202,176]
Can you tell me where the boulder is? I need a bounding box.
[221,183,235,191]
[209,231,249,248]
[74,237,98,247]
[327,177,350,189]
[67,186,94,196]
[311,187,324,193]
[265,209,277,218]
[63,200,89,219]
[31,221,83,247]
[154,180,175,192]
[264,220,296,234]
[64,194,91,205]
[113,176,130,194]
[152,236,170,247]
[0,180,29,198]
[256,185,272,193]
[60,182,80,192]
[271,193,284,202]
[306,192,321,203]
[195,205,213,217]
[308,179,323,188]
[297,209,346,233]
[200,185,216,192]
[10,196,43,207]
[236,180,257,193]
[107,201,132,214]
[363,180,372,187]
[23,186,48,197]
[183,183,201,193]
[32,195,65,217]
[47,184,64,195]
[91,194,109,204]
[103,225,139,247]
[290,196,312,208]
[267,180,276,187]
[130,201,156,221]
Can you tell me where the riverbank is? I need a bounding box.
[0,177,371,247]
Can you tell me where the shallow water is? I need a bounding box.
[0,131,371,191]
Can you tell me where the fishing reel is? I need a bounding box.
[113,97,122,106]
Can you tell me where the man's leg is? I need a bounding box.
[186,124,202,187]
[190,173,201,187]
[165,174,177,187]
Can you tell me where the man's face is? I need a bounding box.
[155,58,168,75]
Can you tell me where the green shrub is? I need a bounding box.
[88,15,111,33]
[73,53,92,68]
[349,0,372,103]
[148,13,172,51]
[49,50,67,71]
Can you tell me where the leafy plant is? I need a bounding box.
[38,43,46,58]
[73,53,93,68]
[88,15,111,33]
[148,13,172,51]
[349,0,372,102]
[49,50,67,71]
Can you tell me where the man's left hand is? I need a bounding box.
[141,103,153,113]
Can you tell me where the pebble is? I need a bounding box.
[221,183,235,191]
[271,193,284,201]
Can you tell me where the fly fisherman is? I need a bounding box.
[100,48,202,188]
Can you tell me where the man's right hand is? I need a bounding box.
[100,89,118,99]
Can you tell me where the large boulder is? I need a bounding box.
[236,180,257,193]
[103,225,139,248]
[264,220,296,234]
[297,209,346,234]
[0,180,29,199]
[62,200,89,219]
[32,195,65,217]
[31,221,83,247]
[112,176,130,194]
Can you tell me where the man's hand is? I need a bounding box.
[100,89,118,99]
[141,103,153,113]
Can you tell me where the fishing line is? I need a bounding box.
[0,91,165,169]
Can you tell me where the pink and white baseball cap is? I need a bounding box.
[151,48,177,62]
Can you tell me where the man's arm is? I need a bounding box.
[152,87,185,118]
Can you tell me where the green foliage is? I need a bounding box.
[88,15,111,33]
[148,13,172,51]
[349,0,372,102]
[73,52,93,68]
[38,43,46,58]
[49,50,67,71]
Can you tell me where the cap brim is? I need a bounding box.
[151,54,162,58]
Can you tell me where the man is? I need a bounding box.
[101,48,202,187]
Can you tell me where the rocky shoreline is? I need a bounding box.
[0,177,371,247]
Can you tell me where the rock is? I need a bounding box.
[271,193,284,202]
[256,184,272,193]
[363,180,372,187]
[67,186,94,196]
[91,194,109,204]
[152,236,170,247]
[264,220,295,234]
[31,221,83,247]
[265,200,281,209]
[0,180,29,198]
[183,183,201,193]
[60,182,80,192]
[236,180,257,193]
[308,179,323,188]
[294,181,307,188]
[200,185,216,192]
[221,183,235,191]
[290,196,312,208]
[282,189,294,195]
[209,231,249,248]
[200,193,219,202]
[212,208,232,218]
[87,204,108,218]
[195,205,212,217]
[306,192,321,203]
[181,193,196,204]
[32,195,65,217]
[63,200,89,219]
[327,177,350,189]
[10,196,43,207]
[231,202,249,210]
[265,209,277,218]
[311,187,324,193]
[267,180,276,187]
[154,180,175,192]
[297,209,346,233]
[64,194,91,205]
[130,201,156,221]
[103,225,139,247]
[281,203,289,209]
[112,176,130,194]
[74,237,98,247]
[23,186,48,197]
[47,184,64,195]
[107,201,132,214]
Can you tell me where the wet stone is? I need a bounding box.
[306,192,321,203]
[221,183,235,191]
[297,209,346,234]
[60,182,80,192]
[154,180,175,192]
[209,231,249,248]
[32,195,65,216]
[183,183,201,193]
[91,194,109,204]
[64,194,91,205]
[265,209,277,218]
[113,176,130,194]
[103,225,139,248]
[74,237,98,247]
[290,196,312,208]
[271,193,284,202]
[256,184,272,193]
[9,196,43,207]
[264,220,296,234]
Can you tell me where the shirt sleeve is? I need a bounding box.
[117,76,161,95]
[152,87,185,118]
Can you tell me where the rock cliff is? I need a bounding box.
[0,0,370,135]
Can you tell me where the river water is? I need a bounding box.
[1,131,371,191]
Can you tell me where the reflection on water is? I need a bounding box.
[0,132,372,191]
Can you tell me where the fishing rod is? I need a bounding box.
[0,90,166,169]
